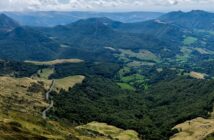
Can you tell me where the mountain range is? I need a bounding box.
[4,11,163,27]
[159,10,214,30]
[0,10,213,62]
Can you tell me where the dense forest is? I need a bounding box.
[47,61,214,139]
[52,76,214,140]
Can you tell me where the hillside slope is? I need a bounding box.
[0,14,19,32]
[159,10,214,30]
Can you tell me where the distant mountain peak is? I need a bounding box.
[0,13,19,32]
[159,10,214,30]
[75,17,120,24]
[189,10,208,13]
[68,17,122,30]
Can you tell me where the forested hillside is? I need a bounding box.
[1,10,214,140]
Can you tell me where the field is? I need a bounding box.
[0,76,49,114]
[0,112,139,140]
[119,74,148,90]
[183,36,198,45]
[0,76,138,140]
[194,48,214,55]
[171,117,214,140]
[25,59,83,65]
[190,71,206,79]
[118,67,131,77]
[37,68,55,79]
[118,49,160,62]
[117,83,135,91]
[35,68,85,91]
[75,121,140,140]
[171,106,214,140]
[176,47,193,62]
[55,75,85,91]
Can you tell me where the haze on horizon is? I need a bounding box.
[0,0,213,12]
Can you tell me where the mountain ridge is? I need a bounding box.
[159,10,214,30]
[0,13,19,32]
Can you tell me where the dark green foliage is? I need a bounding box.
[0,60,42,77]
[50,62,121,79]
[0,27,60,61]
[52,76,155,139]
[40,17,181,59]
[52,76,214,140]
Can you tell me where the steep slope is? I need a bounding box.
[112,20,189,44]
[0,61,140,140]
[159,10,214,30]
[0,14,19,32]
[0,14,65,61]
[0,26,61,61]
[41,17,180,59]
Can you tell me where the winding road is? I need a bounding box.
[42,80,55,119]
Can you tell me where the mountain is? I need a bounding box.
[0,25,60,61]
[40,17,179,59]
[159,10,214,30]
[0,14,19,32]
[4,11,163,27]
[109,19,189,44]
[0,14,73,61]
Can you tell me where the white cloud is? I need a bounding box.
[0,0,214,11]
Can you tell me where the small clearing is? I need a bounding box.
[176,47,193,62]
[34,68,85,91]
[105,47,116,51]
[117,83,135,91]
[37,68,55,79]
[55,75,85,91]
[25,59,83,65]
[194,48,214,55]
[190,71,206,79]
[183,36,198,45]
[118,49,159,62]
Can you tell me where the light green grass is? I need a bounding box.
[194,48,214,55]
[37,68,54,79]
[118,67,131,77]
[76,121,140,140]
[117,83,135,91]
[206,135,214,140]
[121,74,144,83]
[55,75,85,91]
[176,47,193,62]
[183,36,198,45]
[25,59,83,65]
[120,74,148,90]
[119,49,160,62]
[196,29,214,36]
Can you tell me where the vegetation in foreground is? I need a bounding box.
[52,75,214,140]
[171,117,214,140]
[0,75,139,140]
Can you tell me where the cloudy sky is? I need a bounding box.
[0,0,213,12]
